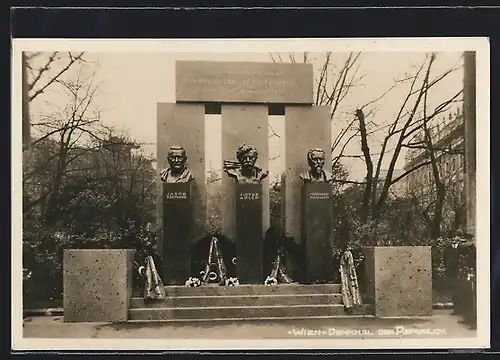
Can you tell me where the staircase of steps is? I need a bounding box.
[129,284,373,322]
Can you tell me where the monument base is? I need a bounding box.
[235,183,263,284]
[163,182,193,285]
[301,183,334,283]
[363,246,432,317]
[63,249,135,322]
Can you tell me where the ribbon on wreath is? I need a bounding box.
[223,160,241,171]
[143,255,167,300]
[201,236,228,285]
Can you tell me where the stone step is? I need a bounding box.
[130,293,343,308]
[129,304,372,321]
[156,283,341,297]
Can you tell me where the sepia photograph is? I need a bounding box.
[12,38,489,350]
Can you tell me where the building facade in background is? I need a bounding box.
[404,106,465,232]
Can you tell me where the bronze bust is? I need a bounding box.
[300,148,332,183]
[160,145,194,183]
[223,144,268,184]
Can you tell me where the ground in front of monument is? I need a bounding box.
[23,310,475,339]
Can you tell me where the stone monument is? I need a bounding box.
[300,149,334,282]
[159,60,337,284]
[224,144,268,284]
[160,145,194,285]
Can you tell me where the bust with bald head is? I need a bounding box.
[300,148,332,183]
[160,145,194,183]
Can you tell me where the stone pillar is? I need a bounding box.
[302,183,334,282]
[221,104,269,240]
[282,105,331,242]
[235,183,264,283]
[162,182,193,284]
[157,103,206,249]
[463,51,476,236]
[63,249,135,322]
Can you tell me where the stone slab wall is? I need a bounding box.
[176,61,314,104]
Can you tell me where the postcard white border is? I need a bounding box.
[12,37,490,350]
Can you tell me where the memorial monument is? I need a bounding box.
[63,58,434,323]
[224,144,268,284]
[158,60,335,285]
[160,145,194,285]
[300,148,334,283]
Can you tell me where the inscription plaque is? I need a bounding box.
[163,182,193,285]
[301,183,334,283]
[176,61,313,104]
[235,183,263,284]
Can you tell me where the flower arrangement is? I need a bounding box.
[185,277,202,287]
[264,276,278,286]
[225,277,240,286]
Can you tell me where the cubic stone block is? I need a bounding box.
[363,246,432,317]
[63,249,135,322]
[176,61,314,104]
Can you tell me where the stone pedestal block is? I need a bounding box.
[163,182,193,285]
[235,183,264,284]
[302,183,334,282]
[363,246,432,317]
[63,249,135,322]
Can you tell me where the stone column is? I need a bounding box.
[282,105,331,242]
[157,103,206,250]
[221,104,269,240]
[463,51,476,236]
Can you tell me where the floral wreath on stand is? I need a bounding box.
[184,236,241,287]
[264,252,295,286]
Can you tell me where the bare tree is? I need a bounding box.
[270,51,364,172]
[343,53,463,243]
[26,52,86,103]
[23,59,109,224]
[23,52,86,151]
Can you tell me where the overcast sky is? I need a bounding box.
[28,51,464,182]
